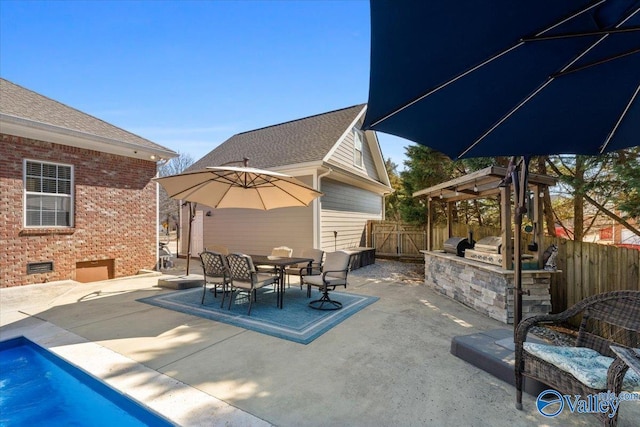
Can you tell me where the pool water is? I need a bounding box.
[0,337,173,426]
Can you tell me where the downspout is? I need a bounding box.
[155,159,169,271]
[378,190,393,247]
[381,191,393,219]
[156,175,160,270]
[316,167,333,250]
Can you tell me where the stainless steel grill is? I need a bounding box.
[465,236,503,265]
[473,236,502,253]
[443,237,475,257]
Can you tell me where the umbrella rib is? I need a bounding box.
[256,188,268,210]
[553,48,640,77]
[529,0,608,37]
[368,43,524,129]
[166,181,209,200]
[461,4,639,157]
[214,184,235,208]
[523,26,640,42]
[553,7,640,77]
[601,83,640,153]
[271,179,316,206]
[245,173,264,188]
[213,171,244,187]
[459,80,555,158]
[367,1,608,130]
[462,48,591,156]
[462,51,590,156]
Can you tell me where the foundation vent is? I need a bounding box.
[27,261,54,274]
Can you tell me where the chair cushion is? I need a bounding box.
[304,275,346,287]
[523,342,640,391]
[232,274,276,290]
[256,273,277,285]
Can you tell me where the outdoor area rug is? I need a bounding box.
[137,287,378,344]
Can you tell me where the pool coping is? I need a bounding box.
[0,319,271,427]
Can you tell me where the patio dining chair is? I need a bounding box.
[199,250,231,305]
[284,248,324,289]
[208,245,229,255]
[301,250,351,310]
[225,253,277,315]
[271,246,293,258]
[257,246,294,284]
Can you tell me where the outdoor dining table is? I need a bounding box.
[250,255,314,309]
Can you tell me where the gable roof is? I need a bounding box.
[190,104,367,170]
[0,78,177,161]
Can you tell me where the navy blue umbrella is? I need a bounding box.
[363,0,639,337]
[364,0,639,157]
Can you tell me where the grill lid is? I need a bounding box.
[474,236,502,253]
[443,237,475,257]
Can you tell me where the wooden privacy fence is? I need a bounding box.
[369,221,426,257]
[367,220,640,312]
[545,237,640,313]
[369,221,502,256]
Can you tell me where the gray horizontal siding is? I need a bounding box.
[329,118,380,181]
[321,179,382,215]
[320,178,383,251]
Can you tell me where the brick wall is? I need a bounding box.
[0,134,158,287]
[422,251,551,324]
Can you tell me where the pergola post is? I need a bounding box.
[500,186,512,270]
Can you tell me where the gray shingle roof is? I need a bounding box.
[189,104,366,170]
[0,78,171,153]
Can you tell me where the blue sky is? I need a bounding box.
[0,0,413,169]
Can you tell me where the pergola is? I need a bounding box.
[413,165,557,270]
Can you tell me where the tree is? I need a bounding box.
[546,149,640,241]
[397,146,510,226]
[612,147,640,220]
[383,158,403,221]
[158,152,195,177]
[455,157,509,227]
[399,145,455,224]
[158,152,194,234]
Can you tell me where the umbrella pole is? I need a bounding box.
[185,202,196,275]
[513,205,523,340]
[513,157,530,340]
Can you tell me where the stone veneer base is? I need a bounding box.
[422,250,552,324]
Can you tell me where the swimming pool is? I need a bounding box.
[0,337,173,426]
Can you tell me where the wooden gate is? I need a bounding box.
[370,221,427,257]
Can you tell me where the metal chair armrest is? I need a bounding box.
[299,266,322,277]
[321,269,348,284]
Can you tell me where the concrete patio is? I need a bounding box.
[1,260,637,426]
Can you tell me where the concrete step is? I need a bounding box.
[450,328,549,397]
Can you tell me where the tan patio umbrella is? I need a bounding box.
[154,161,323,273]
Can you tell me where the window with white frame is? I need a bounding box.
[24,160,73,227]
[353,128,364,168]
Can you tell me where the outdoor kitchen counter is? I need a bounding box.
[420,250,555,324]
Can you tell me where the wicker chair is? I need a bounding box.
[515,290,640,426]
